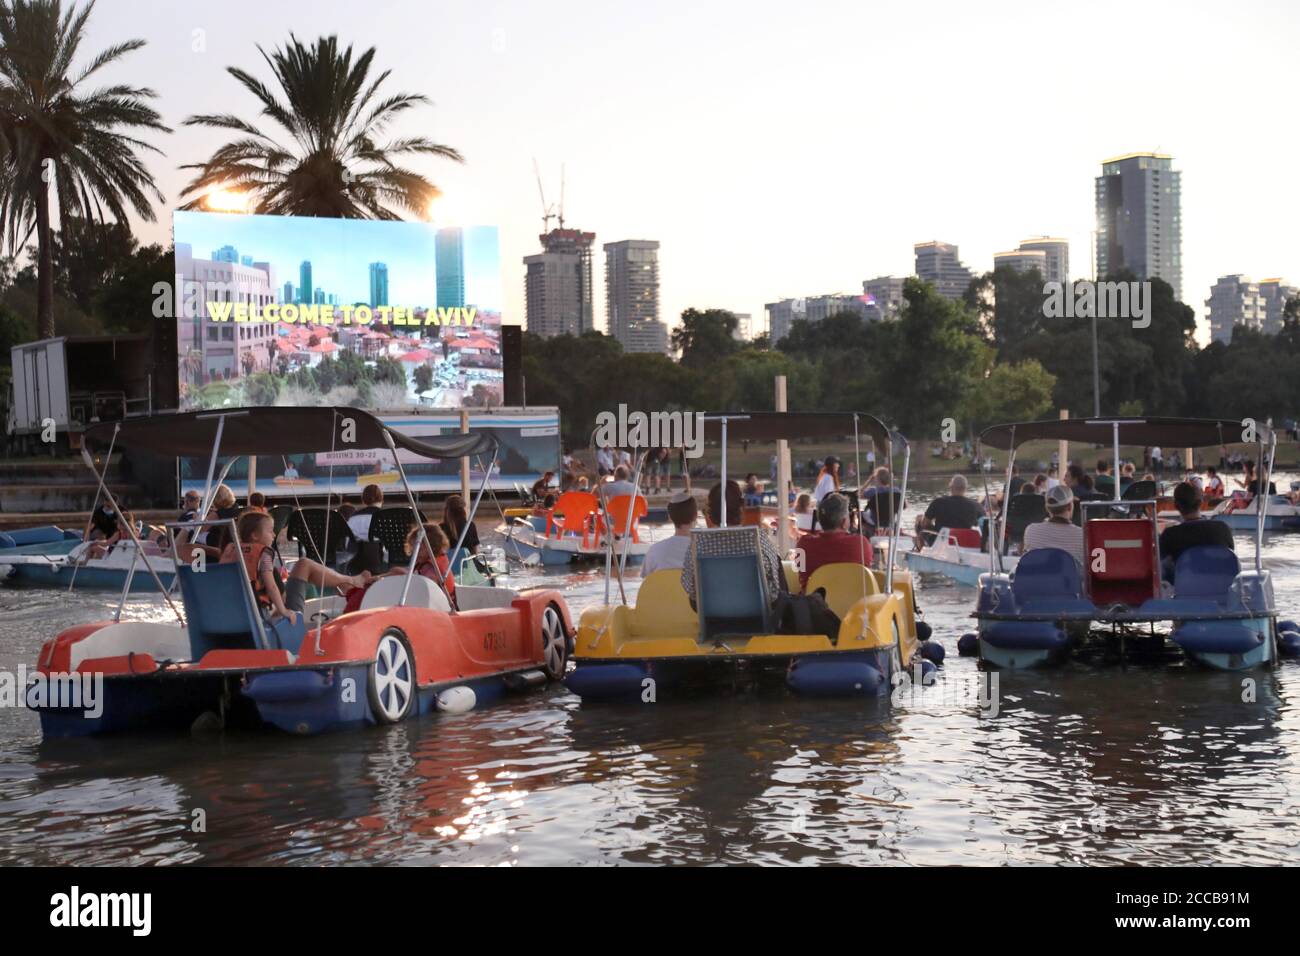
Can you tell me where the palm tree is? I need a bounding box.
[180,34,461,219]
[0,0,167,339]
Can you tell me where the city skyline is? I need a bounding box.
[93,0,1299,344]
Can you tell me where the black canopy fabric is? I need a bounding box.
[699,412,900,452]
[83,407,497,460]
[979,417,1270,451]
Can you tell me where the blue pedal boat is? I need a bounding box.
[972,416,1282,671]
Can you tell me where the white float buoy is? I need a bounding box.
[436,686,477,714]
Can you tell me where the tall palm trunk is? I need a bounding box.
[34,175,54,339]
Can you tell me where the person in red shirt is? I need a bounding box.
[796,492,873,591]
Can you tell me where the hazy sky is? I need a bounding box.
[91,0,1300,342]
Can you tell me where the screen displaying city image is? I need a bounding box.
[172,211,503,412]
[176,410,561,498]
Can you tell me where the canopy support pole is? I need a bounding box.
[1112,421,1121,503]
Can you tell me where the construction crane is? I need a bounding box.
[533,157,558,234]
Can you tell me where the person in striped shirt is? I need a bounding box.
[1021,483,1084,567]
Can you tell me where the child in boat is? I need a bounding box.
[342,522,455,613]
[223,511,370,621]
[246,492,268,514]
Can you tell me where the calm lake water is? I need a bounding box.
[3,475,1300,865]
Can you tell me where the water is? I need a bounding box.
[3,477,1300,865]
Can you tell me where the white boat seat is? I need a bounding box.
[360,574,451,612]
[456,585,520,611]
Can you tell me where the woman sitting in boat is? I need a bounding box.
[1021,484,1084,566]
[1204,466,1225,501]
[223,511,370,623]
[797,492,872,591]
[792,493,815,532]
[440,494,479,556]
[680,480,784,612]
[743,474,763,506]
[813,456,840,504]
[87,509,137,558]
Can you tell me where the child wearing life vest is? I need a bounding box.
[222,511,370,621]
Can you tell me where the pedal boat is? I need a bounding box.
[566,411,926,699]
[27,407,574,737]
[972,416,1281,671]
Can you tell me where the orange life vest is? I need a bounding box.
[237,541,283,607]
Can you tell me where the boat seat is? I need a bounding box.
[177,562,307,656]
[943,527,982,549]
[456,584,520,611]
[599,494,649,545]
[692,527,776,640]
[1010,547,1093,614]
[1004,494,1047,549]
[1141,546,1243,616]
[547,492,599,547]
[1085,518,1159,608]
[0,526,75,548]
[630,570,697,638]
[805,562,880,619]
[359,574,452,613]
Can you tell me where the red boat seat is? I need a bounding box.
[945,527,981,549]
[1084,518,1159,608]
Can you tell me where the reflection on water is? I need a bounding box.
[2,477,1300,865]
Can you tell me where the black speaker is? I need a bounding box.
[502,324,523,406]
[151,311,179,411]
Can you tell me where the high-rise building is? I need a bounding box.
[1259,279,1299,334]
[732,313,754,341]
[914,241,975,300]
[1017,237,1070,284]
[282,281,294,304]
[369,262,389,308]
[1205,275,1266,343]
[993,249,1049,276]
[1095,152,1182,299]
[299,261,313,305]
[862,276,906,317]
[240,255,254,266]
[436,227,465,309]
[765,298,804,344]
[313,288,325,305]
[211,245,238,264]
[604,240,667,353]
[524,228,596,338]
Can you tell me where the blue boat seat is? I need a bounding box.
[1140,546,1242,618]
[1172,546,1239,601]
[692,527,776,640]
[1010,547,1094,614]
[178,563,304,658]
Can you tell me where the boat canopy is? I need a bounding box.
[979,417,1268,452]
[82,406,498,459]
[701,411,901,452]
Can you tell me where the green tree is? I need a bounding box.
[671,308,738,369]
[876,278,987,446]
[180,34,461,218]
[413,363,433,393]
[960,359,1057,431]
[0,0,168,339]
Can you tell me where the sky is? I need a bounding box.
[88,0,1300,343]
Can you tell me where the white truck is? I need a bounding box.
[6,336,154,453]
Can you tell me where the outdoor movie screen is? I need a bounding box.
[171,211,503,412]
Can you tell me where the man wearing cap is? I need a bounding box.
[813,456,840,505]
[796,492,873,590]
[642,493,698,576]
[1021,484,1085,566]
